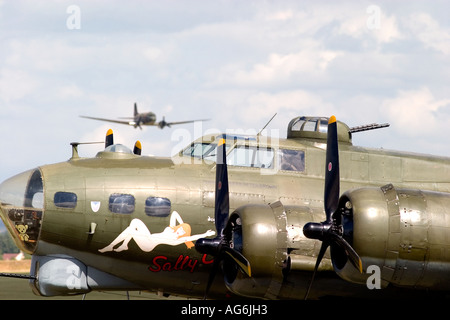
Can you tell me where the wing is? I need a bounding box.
[167,119,210,126]
[156,118,210,129]
[80,116,136,126]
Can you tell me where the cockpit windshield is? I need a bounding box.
[182,142,217,161]
[181,135,274,169]
[227,146,274,169]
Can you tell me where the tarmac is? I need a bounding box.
[0,276,187,300]
[0,259,184,300]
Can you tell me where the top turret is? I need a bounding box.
[287,116,352,145]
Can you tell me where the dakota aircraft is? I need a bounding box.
[1,115,450,300]
[80,102,209,129]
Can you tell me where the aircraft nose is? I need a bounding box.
[0,168,44,254]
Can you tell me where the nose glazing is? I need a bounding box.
[0,168,44,254]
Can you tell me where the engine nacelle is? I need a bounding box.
[224,201,330,299]
[334,184,450,290]
[223,202,286,299]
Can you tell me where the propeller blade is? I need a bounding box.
[133,140,142,155]
[330,233,363,273]
[203,250,222,299]
[223,247,252,277]
[324,115,339,220]
[303,116,363,299]
[304,241,329,300]
[201,246,251,300]
[195,134,251,299]
[214,136,229,236]
[105,129,114,148]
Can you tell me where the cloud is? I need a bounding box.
[0,68,39,104]
[243,90,334,119]
[406,12,450,54]
[2,0,450,184]
[214,43,341,88]
[337,4,402,44]
[381,87,450,137]
[202,89,336,136]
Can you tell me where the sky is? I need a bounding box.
[1,0,450,183]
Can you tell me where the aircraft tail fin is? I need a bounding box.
[134,103,138,116]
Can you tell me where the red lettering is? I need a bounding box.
[148,255,166,272]
[187,259,198,273]
[202,254,214,265]
[162,262,172,271]
[174,255,184,270]
[180,255,190,269]
[148,254,212,273]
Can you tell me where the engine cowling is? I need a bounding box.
[223,201,332,299]
[223,202,287,298]
[333,184,450,290]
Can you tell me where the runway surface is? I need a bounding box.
[0,276,185,300]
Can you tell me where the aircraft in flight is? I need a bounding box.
[1,115,450,300]
[80,103,209,129]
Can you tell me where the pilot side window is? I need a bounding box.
[145,197,171,217]
[279,149,305,172]
[109,194,135,214]
[54,191,78,209]
[182,143,217,161]
[227,146,274,169]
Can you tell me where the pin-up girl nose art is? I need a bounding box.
[99,211,215,253]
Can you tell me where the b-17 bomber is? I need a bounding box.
[1,115,450,300]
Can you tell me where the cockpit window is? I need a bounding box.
[54,192,77,209]
[182,143,217,161]
[109,194,135,214]
[279,149,305,172]
[182,142,274,169]
[227,146,274,169]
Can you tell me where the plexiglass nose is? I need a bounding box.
[0,168,44,254]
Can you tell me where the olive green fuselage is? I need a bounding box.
[32,138,450,298]
[2,117,450,299]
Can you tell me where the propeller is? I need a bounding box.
[105,129,114,148]
[302,116,362,299]
[158,116,170,129]
[195,135,251,299]
[133,140,142,155]
[104,129,142,155]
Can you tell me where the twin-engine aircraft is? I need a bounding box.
[1,115,450,300]
[80,102,209,129]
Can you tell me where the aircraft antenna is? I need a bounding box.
[257,113,277,136]
[70,141,103,159]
